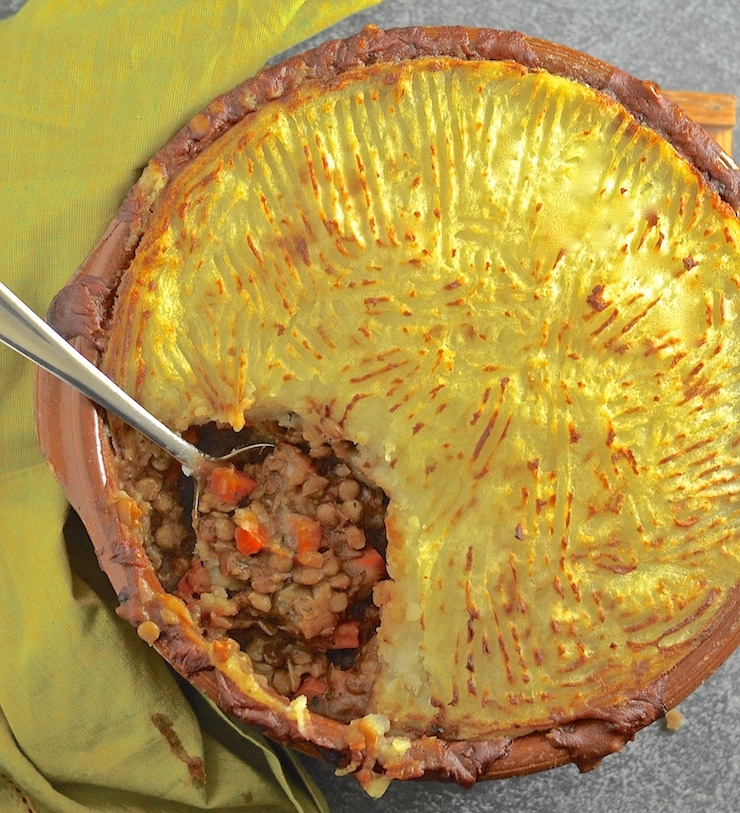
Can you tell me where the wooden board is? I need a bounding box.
[664,89,736,155]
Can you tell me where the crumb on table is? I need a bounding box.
[665,708,686,732]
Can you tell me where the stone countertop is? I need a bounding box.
[2,1,736,811]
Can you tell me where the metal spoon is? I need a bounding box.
[0,280,273,505]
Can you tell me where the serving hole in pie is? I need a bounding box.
[115,411,390,722]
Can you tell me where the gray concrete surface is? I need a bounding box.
[0,0,22,16]
[2,1,737,811]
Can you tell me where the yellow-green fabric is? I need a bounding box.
[0,1,378,811]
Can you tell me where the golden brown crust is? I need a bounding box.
[39,25,740,792]
[152,25,740,211]
[47,25,740,343]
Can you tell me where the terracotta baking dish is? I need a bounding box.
[35,26,740,795]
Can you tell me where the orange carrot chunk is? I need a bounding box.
[208,465,258,506]
[235,525,266,555]
[330,621,361,650]
[289,515,324,554]
[344,547,386,583]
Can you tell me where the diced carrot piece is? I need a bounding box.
[298,675,329,699]
[235,525,266,555]
[234,508,270,555]
[289,515,323,555]
[208,465,257,506]
[330,621,361,650]
[344,547,386,583]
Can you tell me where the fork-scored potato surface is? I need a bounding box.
[103,57,740,739]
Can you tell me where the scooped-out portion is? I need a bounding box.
[112,413,389,723]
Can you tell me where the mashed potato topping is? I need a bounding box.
[103,57,740,741]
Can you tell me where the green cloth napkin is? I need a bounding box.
[0,2,378,810]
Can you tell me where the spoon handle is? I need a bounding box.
[0,280,201,473]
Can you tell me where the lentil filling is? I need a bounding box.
[114,415,389,722]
